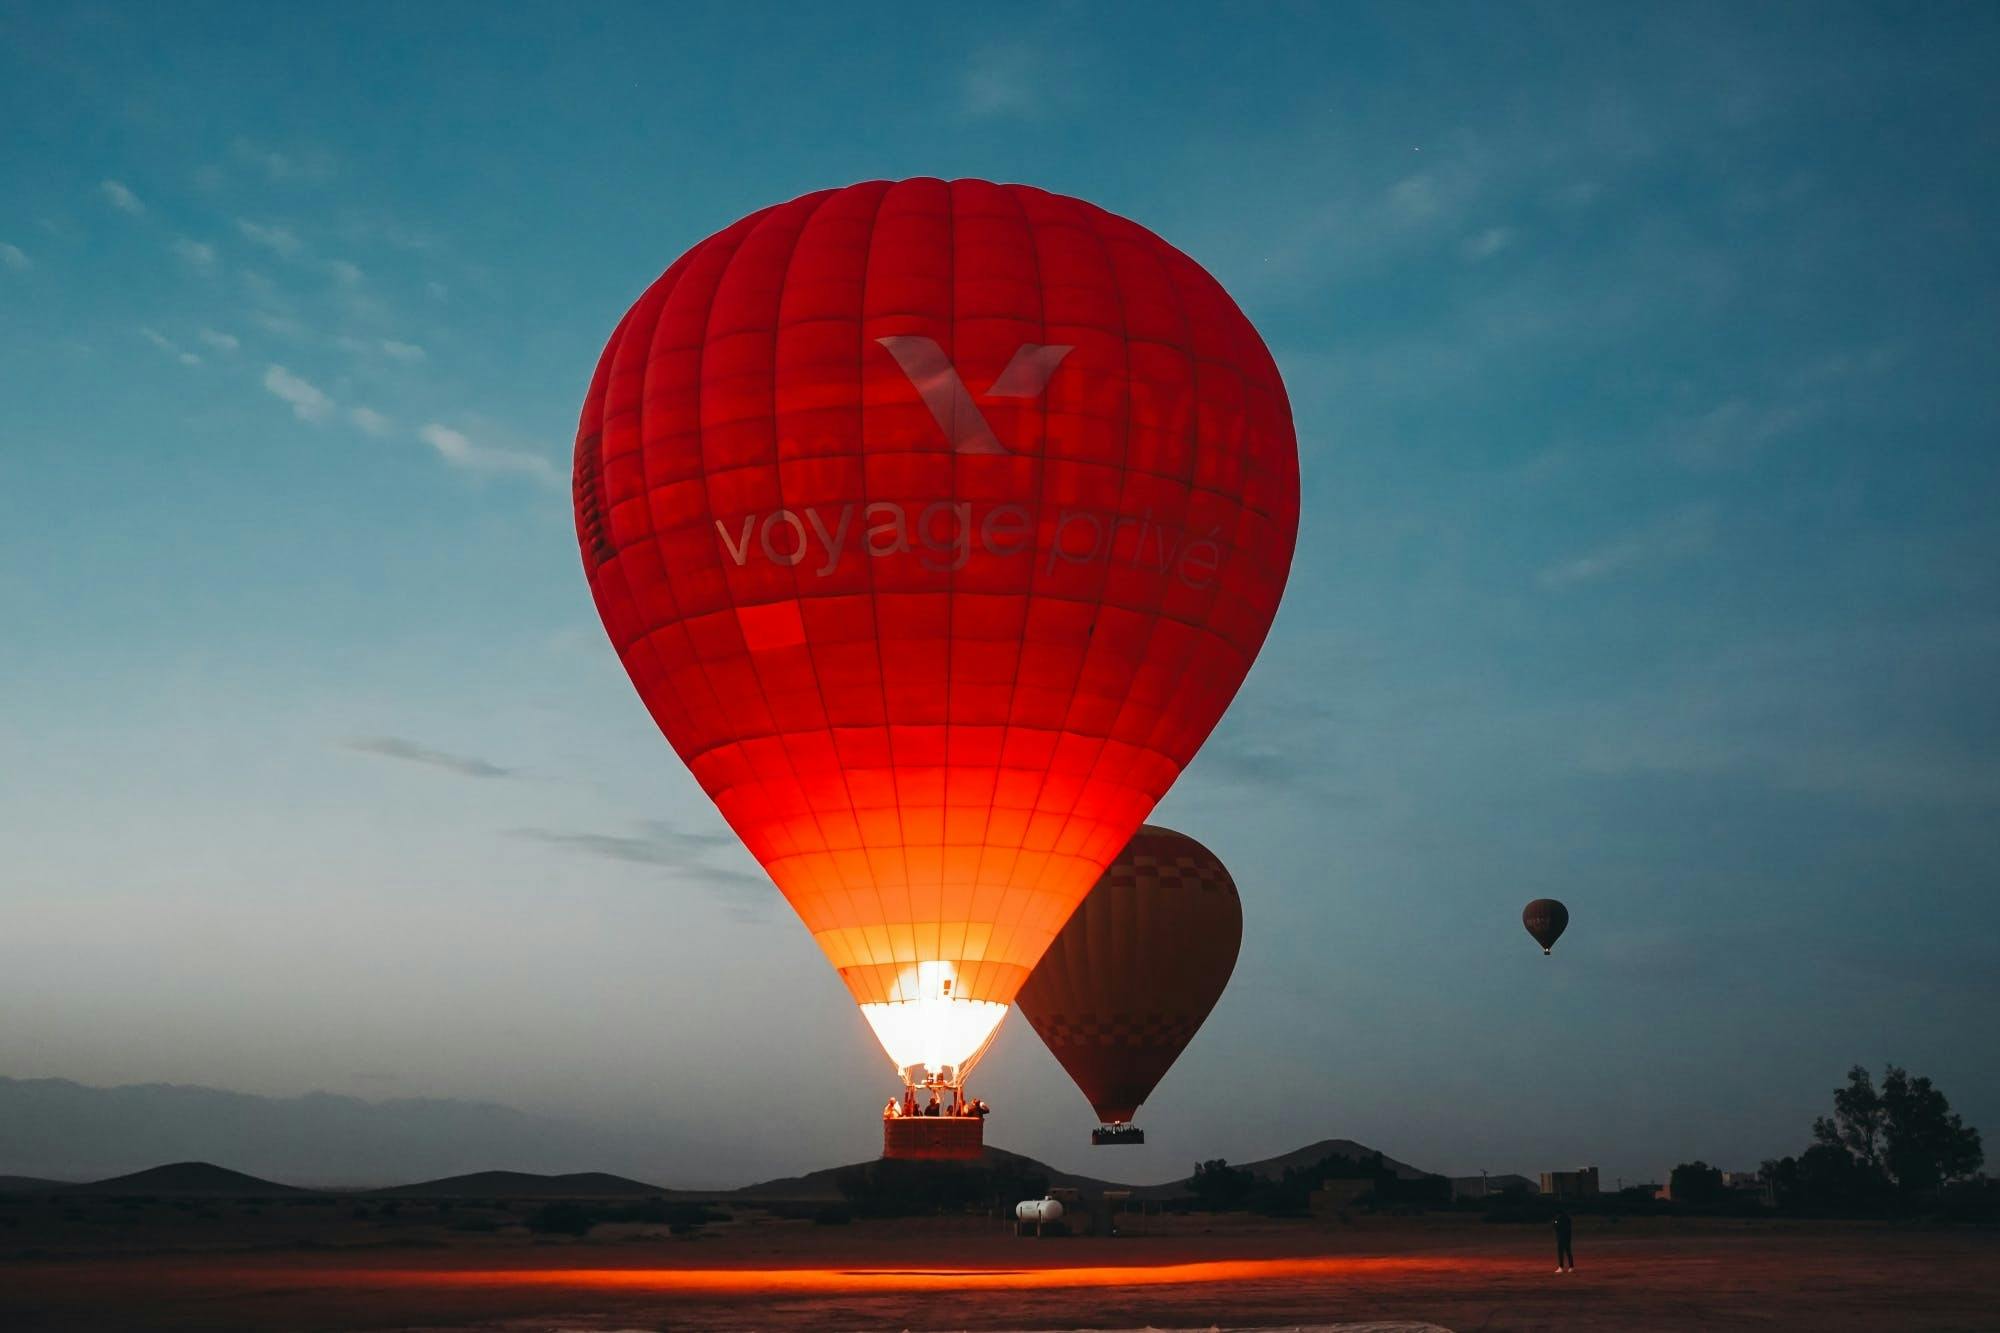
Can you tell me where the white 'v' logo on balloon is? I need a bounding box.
[877,336,1073,455]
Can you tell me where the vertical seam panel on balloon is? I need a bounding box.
[633,217,776,774]
[1059,208,1201,871]
[769,187,874,979]
[985,185,1089,1002]
[1034,193,1147,905]
[756,192,860,948]
[605,273,699,772]
[936,178,958,991]
[852,180,906,1005]
[753,197,835,854]
[1141,251,1254,762]
[643,234,761,776]
[982,182,1053,1008]
[716,197,852,932]
[684,220,806,898]
[621,251,717,768]
[992,187,1104,948]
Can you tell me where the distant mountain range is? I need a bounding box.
[0,1075,1449,1197]
[0,1142,1448,1203]
[0,1076,665,1186]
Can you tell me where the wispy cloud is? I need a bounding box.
[0,242,30,272]
[231,138,336,184]
[515,822,736,866]
[335,335,425,362]
[514,822,771,915]
[197,327,239,352]
[1460,226,1516,262]
[250,309,311,341]
[171,237,217,272]
[1669,396,1823,471]
[326,259,364,286]
[140,327,200,367]
[1186,682,1357,801]
[262,364,334,422]
[958,41,1078,119]
[343,735,513,779]
[236,219,304,257]
[1539,504,1717,589]
[349,405,393,436]
[99,179,144,215]
[419,423,560,486]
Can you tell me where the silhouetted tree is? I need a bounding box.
[1760,1156,1795,1207]
[525,1202,594,1236]
[1187,1159,1256,1211]
[1809,1064,1982,1199]
[1669,1160,1724,1207]
[1879,1066,1984,1193]
[1814,1065,1885,1173]
[1796,1142,1883,1209]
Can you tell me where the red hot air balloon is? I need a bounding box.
[574,180,1298,1151]
[1016,825,1242,1143]
[1523,899,1569,954]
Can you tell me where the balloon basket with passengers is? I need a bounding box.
[881,1075,993,1162]
[878,1019,996,1162]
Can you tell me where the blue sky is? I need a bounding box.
[2,2,1996,1189]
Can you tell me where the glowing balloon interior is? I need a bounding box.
[858,961,1008,1081]
[573,179,1299,1091]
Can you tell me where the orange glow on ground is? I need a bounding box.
[349,1254,1510,1296]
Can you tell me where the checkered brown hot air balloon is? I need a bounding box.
[1016,825,1243,1132]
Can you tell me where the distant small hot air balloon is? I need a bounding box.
[1522,899,1569,954]
[1016,825,1242,1144]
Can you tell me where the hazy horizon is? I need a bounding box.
[0,1069,1719,1192]
[4,4,1996,1194]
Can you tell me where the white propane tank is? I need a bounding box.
[1015,1197,1064,1225]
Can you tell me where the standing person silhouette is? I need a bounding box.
[1553,1208,1575,1272]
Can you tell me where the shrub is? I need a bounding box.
[526,1202,595,1236]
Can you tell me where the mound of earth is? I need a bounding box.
[371,1170,673,1198]
[62,1161,305,1196]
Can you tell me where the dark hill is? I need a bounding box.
[0,1175,67,1193]
[1232,1137,1437,1182]
[733,1145,1121,1202]
[372,1170,673,1198]
[1118,1138,1438,1199]
[62,1161,305,1196]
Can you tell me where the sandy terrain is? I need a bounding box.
[2,1200,1995,1331]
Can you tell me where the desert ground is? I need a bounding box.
[2,1196,1997,1331]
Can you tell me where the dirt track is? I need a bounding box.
[2,1209,1995,1330]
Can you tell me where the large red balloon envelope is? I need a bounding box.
[574,179,1298,1086]
[1016,825,1243,1136]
